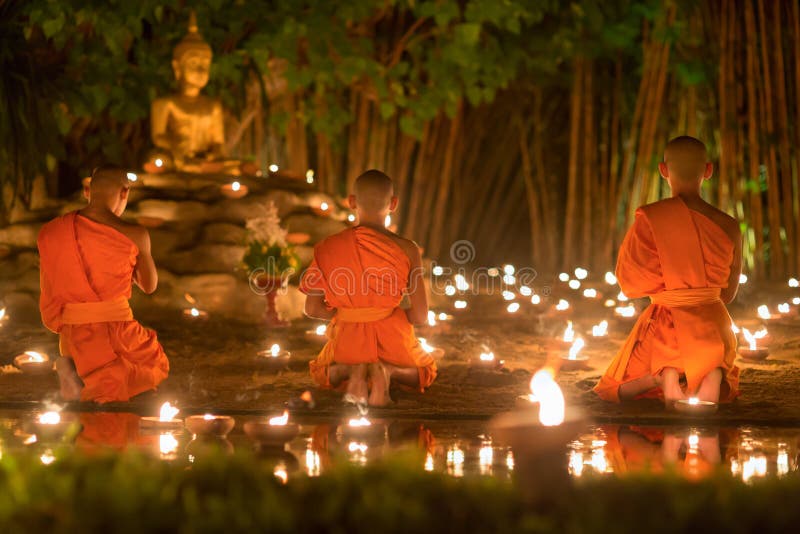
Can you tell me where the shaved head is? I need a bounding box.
[89,165,131,195]
[354,169,394,213]
[663,136,708,182]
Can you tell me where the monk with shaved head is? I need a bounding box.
[300,169,438,406]
[38,165,169,402]
[595,136,742,407]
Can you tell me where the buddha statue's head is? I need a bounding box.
[172,12,212,95]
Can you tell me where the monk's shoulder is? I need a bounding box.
[703,205,741,244]
[313,228,353,253]
[114,220,150,251]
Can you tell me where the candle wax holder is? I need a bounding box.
[257,349,291,370]
[220,183,249,199]
[243,420,299,445]
[737,347,770,361]
[184,415,235,438]
[470,357,504,370]
[559,355,590,371]
[673,399,718,416]
[13,354,54,375]
[139,416,184,431]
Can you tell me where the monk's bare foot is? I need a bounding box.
[329,364,350,388]
[344,364,368,405]
[661,367,685,408]
[367,362,391,407]
[55,357,83,401]
[695,368,723,403]
[382,362,420,388]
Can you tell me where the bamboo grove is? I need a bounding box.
[4,0,800,279]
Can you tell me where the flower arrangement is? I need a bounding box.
[242,201,300,278]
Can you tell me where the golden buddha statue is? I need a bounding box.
[147,13,245,175]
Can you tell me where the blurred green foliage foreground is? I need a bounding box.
[1,448,799,533]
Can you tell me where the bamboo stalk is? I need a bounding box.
[562,56,583,269]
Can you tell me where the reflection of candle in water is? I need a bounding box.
[506,302,520,313]
[574,268,588,280]
[592,320,609,337]
[604,272,617,285]
[562,321,575,343]
[742,328,767,350]
[479,442,493,475]
[274,464,289,484]
[777,445,789,476]
[568,280,581,290]
[348,416,371,427]
[38,411,61,425]
[306,447,321,476]
[159,433,179,456]
[558,273,570,282]
[757,305,771,320]
[567,338,585,360]
[569,450,584,477]
[269,411,289,426]
[40,450,56,465]
[446,445,465,477]
[424,452,435,472]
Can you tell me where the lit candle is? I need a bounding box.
[418,338,436,353]
[503,264,516,276]
[244,410,299,444]
[738,328,769,360]
[507,302,520,313]
[155,158,164,168]
[574,268,589,280]
[617,291,629,302]
[384,214,392,228]
[789,277,799,288]
[502,290,516,301]
[582,288,598,299]
[347,213,356,223]
[220,181,249,199]
[614,305,636,319]
[185,414,235,437]
[269,411,289,426]
[126,172,138,182]
[757,305,772,320]
[562,321,575,343]
[531,294,541,305]
[503,274,516,285]
[739,273,748,284]
[473,350,502,369]
[567,338,585,360]
[604,272,617,285]
[604,299,616,308]
[14,351,53,374]
[674,396,717,415]
[427,311,437,326]
[555,299,570,311]
[558,273,570,282]
[437,312,451,321]
[0,307,6,322]
[777,302,791,315]
[348,416,372,427]
[140,402,183,429]
[432,265,444,276]
[445,284,456,296]
[320,201,329,211]
[269,164,279,173]
[454,300,467,309]
[560,337,588,370]
[568,280,581,290]
[793,297,800,306]
[38,411,61,425]
[591,320,609,337]
[529,369,565,426]
[306,169,315,183]
[455,274,469,291]
[519,286,532,297]
[258,343,291,369]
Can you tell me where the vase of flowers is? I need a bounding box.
[242,201,300,327]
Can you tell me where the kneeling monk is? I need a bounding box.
[594,136,741,406]
[38,165,169,403]
[300,169,437,406]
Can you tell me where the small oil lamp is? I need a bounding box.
[221,181,249,199]
[757,305,774,321]
[558,273,570,282]
[614,305,636,322]
[472,350,503,370]
[574,268,589,280]
[674,396,718,416]
[184,413,235,438]
[568,280,581,290]
[560,321,576,347]
[507,302,520,313]
[555,299,570,312]
[140,401,183,430]
[604,272,617,285]
[243,410,299,445]
[32,410,71,440]
[531,294,541,305]
[582,288,598,299]
[313,201,331,217]
[738,328,769,360]
[182,307,208,320]
[559,338,588,371]
[258,343,291,370]
[454,300,467,310]
[591,320,609,338]
[305,324,328,342]
[14,351,53,375]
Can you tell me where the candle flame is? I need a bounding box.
[427,310,436,326]
[731,322,740,334]
[502,274,516,285]
[479,351,495,361]
[562,321,575,343]
[617,291,629,302]
[742,327,767,350]
[604,272,617,285]
[555,299,570,311]
[320,201,329,211]
[757,305,771,320]
[502,290,515,301]
[568,279,581,290]
[158,402,179,422]
[455,274,469,291]
[190,307,200,317]
[269,164,279,172]
[418,338,436,353]
[203,414,215,421]
[454,300,467,309]
[432,265,444,276]
[789,277,799,288]
[347,213,356,222]
[688,397,699,405]
[592,320,609,337]
[444,284,456,296]
[503,264,515,276]
[778,303,790,314]
[269,343,281,357]
[519,285,532,296]
[615,305,636,318]
[24,351,45,363]
[529,370,565,426]
[438,312,449,321]
[604,299,616,307]
[384,214,392,228]
[558,272,569,282]
[568,338,585,360]
[739,273,748,284]
[126,172,138,182]
[315,324,327,336]
[154,158,164,167]
[531,294,541,305]
[507,302,520,313]
[231,181,241,192]
[274,464,289,484]
[348,416,371,427]
[269,410,289,426]
[0,308,6,320]
[574,267,588,280]
[38,411,61,425]
[582,288,598,298]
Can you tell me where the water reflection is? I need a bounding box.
[0,411,797,483]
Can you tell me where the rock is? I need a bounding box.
[201,223,247,245]
[283,214,346,244]
[160,244,245,274]
[211,191,301,223]
[0,269,40,294]
[133,199,209,222]
[148,228,185,262]
[0,251,39,279]
[0,223,42,249]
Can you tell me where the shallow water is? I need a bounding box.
[1,409,798,484]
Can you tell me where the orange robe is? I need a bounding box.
[38,212,169,403]
[300,226,437,390]
[595,197,740,402]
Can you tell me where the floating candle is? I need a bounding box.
[574,268,588,280]
[591,320,609,337]
[507,302,520,313]
[258,344,291,369]
[555,299,570,311]
[604,272,617,285]
[568,280,581,290]
[244,411,298,444]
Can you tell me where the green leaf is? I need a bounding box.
[454,22,481,46]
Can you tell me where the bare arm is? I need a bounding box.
[133,229,158,294]
[721,228,742,304]
[404,244,428,326]
[304,292,335,320]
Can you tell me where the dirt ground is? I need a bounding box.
[1,281,799,425]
